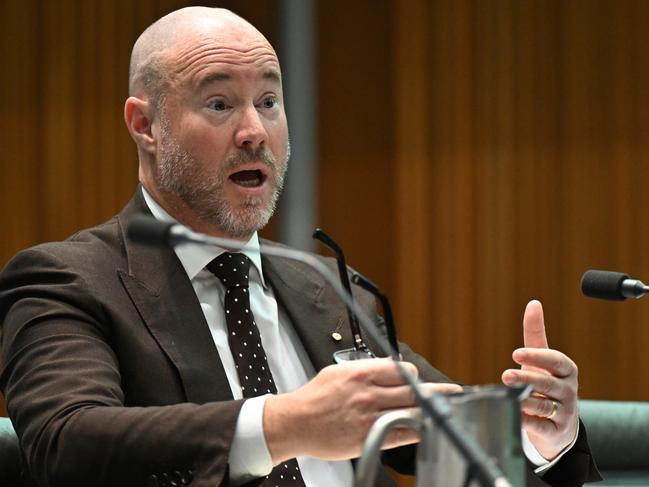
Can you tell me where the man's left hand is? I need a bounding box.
[501,300,579,460]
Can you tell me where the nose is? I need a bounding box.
[234,105,267,150]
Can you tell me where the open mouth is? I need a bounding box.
[229,169,266,188]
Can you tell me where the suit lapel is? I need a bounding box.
[116,189,232,404]
[261,247,356,371]
[113,193,368,403]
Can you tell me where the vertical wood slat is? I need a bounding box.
[0,0,41,262]
[391,4,434,485]
[42,0,79,238]
[0,0,44,416]
[393,0,432,357]
[316,0,397,296]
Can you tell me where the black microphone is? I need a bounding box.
[581,269,649,300]
[127,215,175,245]
[127,214,247,250]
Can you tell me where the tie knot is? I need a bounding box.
[206,252,251,288]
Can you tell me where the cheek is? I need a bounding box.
[269,116,289,154]
[181,124,230,159]
[174,111,224,145]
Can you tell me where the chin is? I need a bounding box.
[209,202,274,239]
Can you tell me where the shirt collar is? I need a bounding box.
[141,187,267,287]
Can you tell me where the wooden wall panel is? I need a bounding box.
[2,2,649,485]
[386,0,649,401]
[319,0,649,409]
[374,3,649,483]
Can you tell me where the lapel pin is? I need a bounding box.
[331,332,342,342]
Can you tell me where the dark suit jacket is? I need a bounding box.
[0,189,598,487]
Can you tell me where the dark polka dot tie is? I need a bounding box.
[206,252,307,487]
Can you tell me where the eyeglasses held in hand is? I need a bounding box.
[350,271,400,361]
[312,228,372,360]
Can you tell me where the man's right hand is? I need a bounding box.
[263,358,461,465]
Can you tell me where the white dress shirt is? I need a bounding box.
[141,187,575,484]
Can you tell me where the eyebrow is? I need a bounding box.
[262,69,282,83]
[197,69,282,90]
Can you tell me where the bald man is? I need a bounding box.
[0,7,598,487]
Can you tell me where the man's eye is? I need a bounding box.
[211,101,227,111]
[262,98,276,109]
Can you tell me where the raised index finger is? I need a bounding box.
[523,300,549,349]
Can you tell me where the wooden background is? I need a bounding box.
[2,0,649,483]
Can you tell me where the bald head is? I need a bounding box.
[128,7,274,108]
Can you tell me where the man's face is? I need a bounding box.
[153,29,290,239]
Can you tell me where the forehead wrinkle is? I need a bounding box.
[194,67,282,93]
[172,41,278,78]
[177,58,280,92]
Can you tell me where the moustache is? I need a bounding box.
[224,147,277,171]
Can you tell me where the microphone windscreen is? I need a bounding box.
[581,269,630,301]
[127,214,173,246]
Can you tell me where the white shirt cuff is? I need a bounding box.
[228,395,274,485]
[521,421,580,475]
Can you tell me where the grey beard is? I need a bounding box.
[156,130,289,238]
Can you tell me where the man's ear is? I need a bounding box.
[124,96,156,154]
